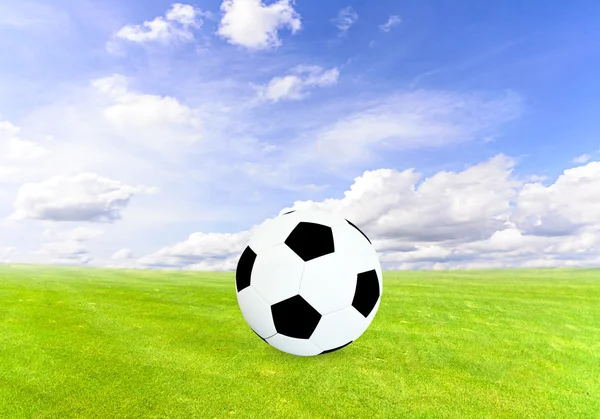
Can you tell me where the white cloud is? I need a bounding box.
[312,90,523,167]
[138,230,252,268]
[257,65,340,103]
[112,248,134,260]
[512,161,600,236]
[379,15,401,32]
[387,223,600,270]
[217,0,301,50]
[135,156,600,271]
[284,154,520,244]
[166,3,202,26]
[92,74,203,149]
[10,173,158,222]
[280,157,600,269]
[36,241,92,265]
[186,258,239,271]
[235,89,524,191]
[572,154,591,164]
[333,6,358,32]
[109,3,204,49]
[0,121,49,160]
[0,71,253,267]
[3,72,226,195]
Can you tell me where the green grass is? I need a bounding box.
[0,265,599,418]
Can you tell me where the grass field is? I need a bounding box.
[0,265,599,418]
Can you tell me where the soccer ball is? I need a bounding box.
[235,209,382,356]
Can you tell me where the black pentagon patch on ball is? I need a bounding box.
[285,222,334,262]
[320,341,353,355]
[352,269,380,318]
[271,295,322,339]
[346,219,371,244]
[282,210,296,215]
[236,246,256,292]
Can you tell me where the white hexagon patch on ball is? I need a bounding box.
[235,209,382,356]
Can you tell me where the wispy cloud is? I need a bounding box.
[333,6,358,32]
[309,90,523,168]
[255,65,340,103]
[379,15,401,32]
[572,154,591,164]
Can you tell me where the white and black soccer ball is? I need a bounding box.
[235,209,382,356]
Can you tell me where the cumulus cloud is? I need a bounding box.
[379,15,401,32]
[138,230,252,269]
[333,6,358,32]
[217,0,301,50]
[10,173,158,222]
[283,157,600,269]
[284,154,520,244]
[138,156,600,271]
[512,162,600,236]
[256,65,340,103]
[0,121,49,160]
[92,74,203,149]
[108,3,205,51]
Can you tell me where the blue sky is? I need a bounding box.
[1,0,599,270]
